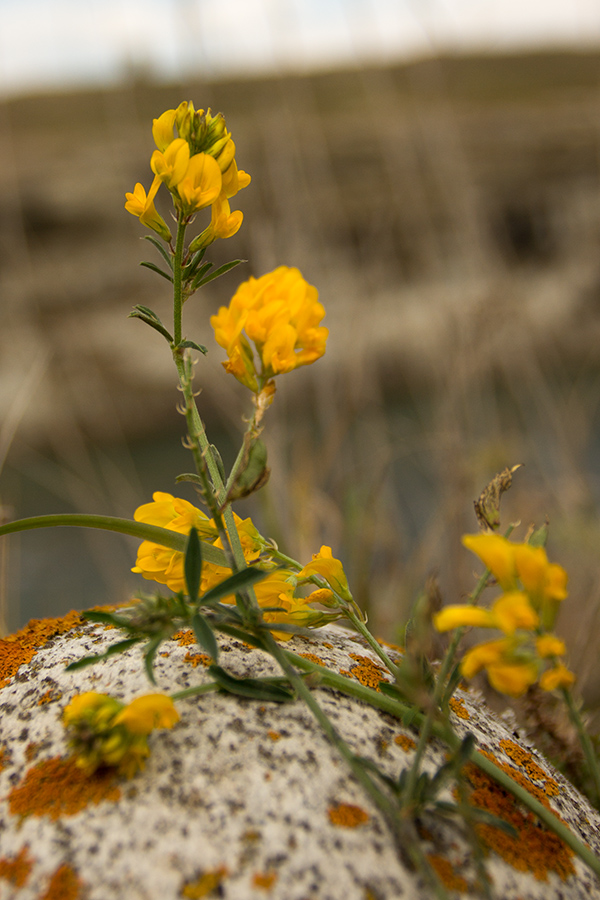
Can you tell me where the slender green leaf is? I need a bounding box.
[130,304,161,320]
[189,261,213,289]
[194,259,244,289]
[208,665,294,702]
[177,340,208,355]
[175,473,204,486]
[140,260,174,283]
[65,637,142,670]
[209,445,226,484]
[0,515,228,567]
[143,633,166,684]
[82,610,138,629]
[200,566,273,606]
[182,248,207,278]
[435,802,518,838]
[184,527,202,604]
[128,310,174,343]
[191,612,219,661]
[142,234,174,270]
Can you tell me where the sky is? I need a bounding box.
[0,0,599,96]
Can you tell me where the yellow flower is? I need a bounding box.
[462,533,517,590]
[177,153,222,214]
[189,193,244,251]
[222,158,251,199]
[150,138,190,189]
[63,692,178,778]
[297,546,352,601]
[486,659,540,697]
[539,663,576,692]
[124,178,171,242]
[132,492,217,593]
[113,694,179,735]
[211,267,328,392]
[460,638,539,697]
[535,634,567,658]
[434,591,538,636]
[152,108,177,151]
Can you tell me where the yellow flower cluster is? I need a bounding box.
[434,533,574,697]
[125,101,250,245]
[132,494,347,639]
[210,266,328,393]
[63,691,179,778]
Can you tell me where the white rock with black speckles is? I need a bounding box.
[1,619,600,899]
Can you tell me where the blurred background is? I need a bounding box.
[2,0,600,707]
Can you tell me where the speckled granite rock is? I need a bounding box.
[1,615,600,899]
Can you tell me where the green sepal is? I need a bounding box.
[142,234,174,270]
[191,611,219,661]
[184,527,202,604]
[193,259,244,290]
[208,665,294,702]
[140,260,174,283]
[65,637,142,671]
[129,306,174,342]
[176,340,208,355]
[528,521,549,548]
[200,565,273,606]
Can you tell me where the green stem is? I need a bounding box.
[171,682,220,701]
[562,687,600,807]
[172,214,187,346]
[344,607,402,679]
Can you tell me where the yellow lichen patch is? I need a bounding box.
[449,697,471,720]
[252,870,278,890]
[328,802,370,828]
[394,734,417,752]
[39,863,82,900]
[0,845,33,888]
[499,739,560,797]
[427,854,469,893]
[377,637,404,653]
[267,731,281,742]
[8,756,121,821]
[0,745,11,772]
[298,652,324,666]
[181,866,228,898]
[184,652,212,668]
[464,759,575,882]
[338,668,352,677]
[0,611,82,689]
[348,654,387,691]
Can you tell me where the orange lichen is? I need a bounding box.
[0,846,33,888]
[25,742,42,762]
[39,863,82,900]
[348,653,387,690]
[427,854,469,893]
[449,697,470,720]
[394,734,417,752]
[299,652,324,666]
[38,688,62,706]
[377,637,404,653]
[9,756,121,821]
[172,629,196,646]
[464,758,575,881]
[181,866,228,898]
[328,802,370,828]
[322,642,333,649]
[338,668,352,677]
[0,611,82,689]
[499,739,560,797]
[267,731,281,741]
[252,870,278,890]
[184,652,212,668]
[0,745,10,772]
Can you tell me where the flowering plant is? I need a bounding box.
[3,102,600,892]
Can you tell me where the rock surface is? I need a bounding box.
[1,614,600,899]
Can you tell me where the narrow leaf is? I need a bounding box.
[175,473,204,486]
[195,259,244,289]
[65,637,142,671]
[184,527,202,604]
[200,566,273,606]
[189,262,213,290]
[182,248,207,279]
[178,340,208,355]
[128,310,174,343]
[191,611,219,661]
[142,234,174,270]
[208,665,294,703]
[143,633,166,684]
[0,514,228,567]
[140,260,174,283]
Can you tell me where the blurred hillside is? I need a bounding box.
[2,51,600,685]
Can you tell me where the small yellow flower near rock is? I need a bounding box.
[535,634,567,658]
[434,591,538,636]
[63,691,178,778]
[297,546,352,601]
[462,533,517,590]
